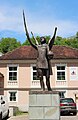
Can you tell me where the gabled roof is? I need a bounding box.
[0,45,78,60]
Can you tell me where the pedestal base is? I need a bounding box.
[29,91,60,120]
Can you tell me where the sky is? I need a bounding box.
[0,0,78,43]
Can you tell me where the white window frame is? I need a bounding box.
[56,64,67,81]
[31,64,39,81]
[8,91,18,102]
[7,64,19,82]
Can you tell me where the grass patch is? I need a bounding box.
[14,108,28,116]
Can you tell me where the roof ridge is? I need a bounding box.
[0,45,78,60]
[54,45,78,51]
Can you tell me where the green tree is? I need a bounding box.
[54,36,63,45]
[0,38,21,54]
[76,32,78,38]
[70,38,78,48]
[23,34,78,49]
[54,35,78,49]
[22,35,51,45]
[22,37,36,46]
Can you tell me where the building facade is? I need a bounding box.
[0,45,78,111]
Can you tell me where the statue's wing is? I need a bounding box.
[31,31,39,45]
[23,10,37,50]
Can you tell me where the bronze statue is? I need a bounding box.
[23,11,57,91]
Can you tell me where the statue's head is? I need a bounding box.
[40,37,46,44]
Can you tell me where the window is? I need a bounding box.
[56,65,66,81]
[33,66,39,80]
[31,65,39,80]
[8,65,18,81]
[59,91,65,98]
[9,91,17,101]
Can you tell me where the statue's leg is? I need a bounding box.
[45,71,52,91]
[40,76,45,91]
[38,69,45,90]
[46,77,52,91]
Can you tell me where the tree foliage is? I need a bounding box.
[22,35,51,45]
[0,32,78,54]
[23,33,78,49]
[55,36,78,48]
[0,38,21,54]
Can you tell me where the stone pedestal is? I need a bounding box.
[29,91,60,120]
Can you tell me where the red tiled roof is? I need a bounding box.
[0,45,78,60]
[53,46,78,59]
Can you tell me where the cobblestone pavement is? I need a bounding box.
[7,114,78,120]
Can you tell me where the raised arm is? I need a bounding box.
[48,27,57,50]
[31,31,39,45]
[23,10,37,50]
